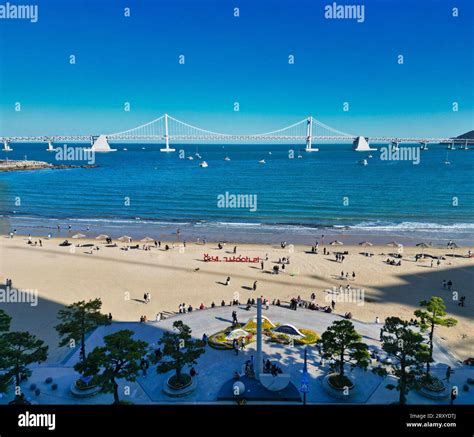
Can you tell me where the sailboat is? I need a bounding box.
[444,151,451,165]
[199,161,208,168]
[224,156,231,161]
[258,159,266,164]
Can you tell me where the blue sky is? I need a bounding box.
[0,0,473,137]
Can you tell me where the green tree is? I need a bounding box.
[374,317,430,404]
[0,331,48,403]
[74,329,148,404]
[0,309,11,332]
[155,321,205,387]
[414,296,457,375]
[318,319,370,386]
[55,299,110,362]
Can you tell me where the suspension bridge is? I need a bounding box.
[1,114,470,152]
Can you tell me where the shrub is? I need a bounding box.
[51,383,58,391]
[45,377,53,384]
[168,373,192,390]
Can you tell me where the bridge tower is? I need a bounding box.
[160,113,176,152]
[46,139,56,152]
[305,116,319,152]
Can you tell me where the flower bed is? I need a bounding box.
[266,328,319,345]
[208,328,254,350]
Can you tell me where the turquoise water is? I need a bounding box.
[1,143,473,243]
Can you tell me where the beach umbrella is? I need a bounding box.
[330,240,343,246]
[140,237,155,243]
[449,242,460,258]
[95,234,109,240]
[118,235,132,243]
[416,242,431,258]
[72,233,86,239]
[359,241,373,255]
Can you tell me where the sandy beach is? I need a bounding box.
[0,235,472,364]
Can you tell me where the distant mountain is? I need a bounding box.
[440,130,474,144]
[455,130,474,140]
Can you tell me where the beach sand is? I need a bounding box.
[0,236,472,364]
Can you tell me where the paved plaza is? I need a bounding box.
[1,305,473,405]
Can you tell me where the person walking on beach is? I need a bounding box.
[225,276,230,286]
[352,271,356,280]
[143,292,148,303]
[233,246,237,254]
[261,261,264,270]
[253,281,257,291]
[331,300,336,311]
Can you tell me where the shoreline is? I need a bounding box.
[2,216,474,247]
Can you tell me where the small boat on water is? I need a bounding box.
[258,159,266,164]
[368,154,373,158]
[123,148,128,151]
[187,156,194,160]
[142,147,146,150]
[199,161,208,168]
[444,151,451,165]
[224,156,231,161]
[358,159,368,166]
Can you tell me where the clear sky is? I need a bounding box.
[0,0,473,137]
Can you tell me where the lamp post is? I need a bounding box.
[299,347,310,404]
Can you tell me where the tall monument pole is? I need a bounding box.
[256,297,263,380]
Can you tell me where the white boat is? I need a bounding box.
[123,148,128,151]
[199,161,208,168]
[368,154,373,158]
[297,154,303,159]
[258,159,266,164]
[444,151,451,165]
[142,147,146,150]
[187,156,194,160]
[224,156,231,161]
[358,159,368,166]
[268,152,272,155]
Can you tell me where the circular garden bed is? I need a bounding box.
[162,373,197,398]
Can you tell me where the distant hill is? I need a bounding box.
[440,130,474,144]
[455,130,474,139]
